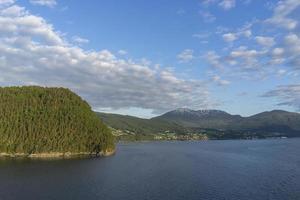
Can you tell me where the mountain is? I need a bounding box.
[0,86,115,157]
[154,108,242,129]
[96,112,187,135]
[232,110,300,136]
[97,108,300,140]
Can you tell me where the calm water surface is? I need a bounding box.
[0,139,300,200]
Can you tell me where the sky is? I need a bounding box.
[0,0,300,118]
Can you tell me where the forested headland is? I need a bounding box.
[0,86,115,157]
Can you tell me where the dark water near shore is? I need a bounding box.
[0,139,300,200]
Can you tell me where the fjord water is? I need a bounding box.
[0,139,300,200]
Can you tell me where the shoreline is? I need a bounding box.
[0,149,116,159]
[116,136,292,142]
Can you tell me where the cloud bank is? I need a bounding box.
[262,84,300,111]
[204,0,300,80]
[29,0,57,7]
[0,1,213,114]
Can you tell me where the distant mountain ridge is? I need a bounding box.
[97,108,300,139]
[154,108,242,129]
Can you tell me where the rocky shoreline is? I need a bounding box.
[0,149,116,159]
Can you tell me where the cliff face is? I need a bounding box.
[0,86,115,156]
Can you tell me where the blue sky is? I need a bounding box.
[0,0,300,118]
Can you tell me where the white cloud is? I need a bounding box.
[241,30,252,38]
[0,4,26,16]
[272,47,285,56]
[0,13,64,45]
[230,47,262,58]
[202,0,236,10]
[203,51,222,68]
[212,75,230,86]
[208,30,300,79]
[0,0,14,7]
[221,29,252,43]
[177,49,194,62]
[29,0,57,7]
[199,10,216,23]
[118,50,127,55]
[193,32,211,44]
[192,32,210,39]
[277,69,287,76]
[229,46,269,72]
[262,84,300,110]
[282,33,300,69]
[218,0,236,10]
[72,36,89,45]
[229,48,261,71]
[222,33,237,42]
[284,33,300,55]
[265,0,300,30]
[202,0,218,6]
[204,45,275,81]
[270,47,285,65]
[255,36,275,47]
[0,2,214,114]
[203,1,300,81]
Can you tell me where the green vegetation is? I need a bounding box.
[96,112,210,141]
[96,112,188,135]
[97,109,300,140]
[0,86,115,155]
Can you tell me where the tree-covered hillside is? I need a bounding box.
[0,86,115,155]
[97,108,300,140]
[96,112,187,135]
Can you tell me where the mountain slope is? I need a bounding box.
[154,109,242,129]
[97,108,300,139]
[96,112,187,135]
[0,86,115,156]
[232,110,300,135]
